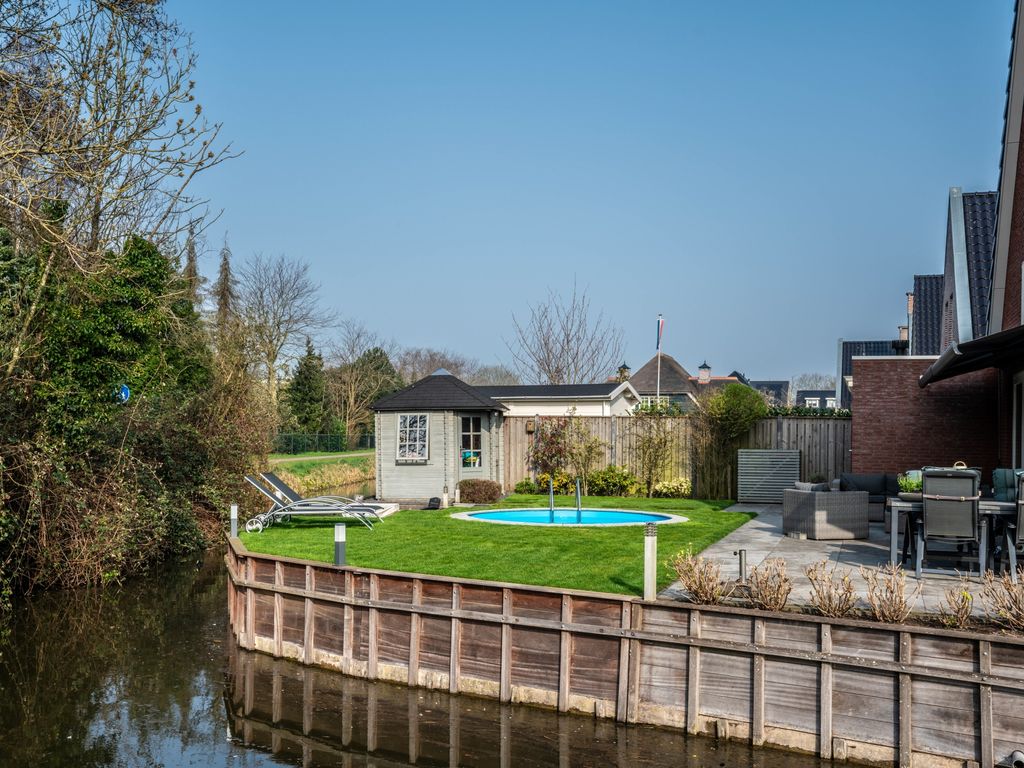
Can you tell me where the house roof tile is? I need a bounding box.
[962,191,998,339]
[911,274,944,355]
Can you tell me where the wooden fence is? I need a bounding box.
[503,415,852,495]
[226,538,1024,767]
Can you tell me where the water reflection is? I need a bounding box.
[0,551,834,768]
[227,646,832,768]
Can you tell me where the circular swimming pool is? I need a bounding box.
[450,508,687,526]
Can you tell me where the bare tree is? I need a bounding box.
[791,372,837,392]
[396,347,479,384]
[466,364,520,386]
[325,320,401,441]
[239,254,334,405]
[1,0,235,376]
[507,284,623,384]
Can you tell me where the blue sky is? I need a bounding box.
[174,1,1014,380]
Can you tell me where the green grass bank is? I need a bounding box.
[238,495,749,595]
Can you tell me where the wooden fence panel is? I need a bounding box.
[503,415,851,495]
[227,541,1024,767]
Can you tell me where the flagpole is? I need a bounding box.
[656,314,663,402]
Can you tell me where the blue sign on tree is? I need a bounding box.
[114,384,131,404]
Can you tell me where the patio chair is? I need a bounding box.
[999,474,1024,584]
[243,474,381,533]
[915,467,982,578]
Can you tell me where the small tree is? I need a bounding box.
[526,417,570,478]
[629,402,679,497]
[691,383,768,499]
[565,411,606,495]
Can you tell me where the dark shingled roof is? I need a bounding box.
[628,354,695,396]
[476,383,622,399]
[962,191,998,339]
[372,374,506,412]
[911,274,944,355]
[796,389,835,406]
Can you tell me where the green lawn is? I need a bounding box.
[238,495,750,595]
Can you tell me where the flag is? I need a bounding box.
[656,315,665,351]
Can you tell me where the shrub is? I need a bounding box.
[514,478,539,494]
[747,558,793,611]
[535,471,573,495]
[980,569,1024,632]
[805,560,858,618]
[457,479,502,504]
[587,465,639,496]
[652,477,692,498]
[669,549,734,605]
[860,564,920,623]
[938,573,974,630]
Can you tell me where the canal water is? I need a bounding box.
[0,552,835,768]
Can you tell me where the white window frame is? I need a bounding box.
[641,395,669,408]
[396,413,429,462]
[825,397,836,409]
[805,397,820,408]
[460,415,482,469]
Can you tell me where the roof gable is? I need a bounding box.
[963,191,998,339]
[628,354,694,395]
[372,374,506,412]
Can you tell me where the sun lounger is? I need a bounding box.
[243,474,383,533]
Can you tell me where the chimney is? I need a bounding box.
[616,362,631,383]
[898,325,908,342]
[697,360,712,385]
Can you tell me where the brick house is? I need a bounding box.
[852,6,1024,478]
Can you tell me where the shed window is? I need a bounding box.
[805,397,820,408]
[397,414,429,460]
[461,416,482,467]
[825,397,836,409]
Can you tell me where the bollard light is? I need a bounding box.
[643,522,658,601]
[230,504,238,538]
[334,524,346,566]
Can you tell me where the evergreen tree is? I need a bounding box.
[284,338,328,434]
[212,237,237,344]
[182,223,200,306]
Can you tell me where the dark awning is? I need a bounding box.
[919,322,1024,387]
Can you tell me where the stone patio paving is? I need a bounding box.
[660,503,995,616]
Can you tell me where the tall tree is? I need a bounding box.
[326,321,402,440]
[283,339,328,434]
[507,283,623,384]
[467,364,520,386]
[239,254,334,405]
[212,237,238,344]
[182,223,201,306]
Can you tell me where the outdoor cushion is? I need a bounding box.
[993,468,1023,502]
[839,473,886,496]
[884,473,900,497]
[794,481,829,492]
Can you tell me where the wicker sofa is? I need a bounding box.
[782,488,870,540]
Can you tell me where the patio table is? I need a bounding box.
[887,498,1015,575]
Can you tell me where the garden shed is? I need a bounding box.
[372,370,508,504]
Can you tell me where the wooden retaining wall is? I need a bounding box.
[226,539,1024,768]
[503,415,852,494]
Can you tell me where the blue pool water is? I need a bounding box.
[466,508,675,525]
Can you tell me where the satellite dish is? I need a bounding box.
[114,384,130,404]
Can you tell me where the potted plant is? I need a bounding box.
[897,471,923,501]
